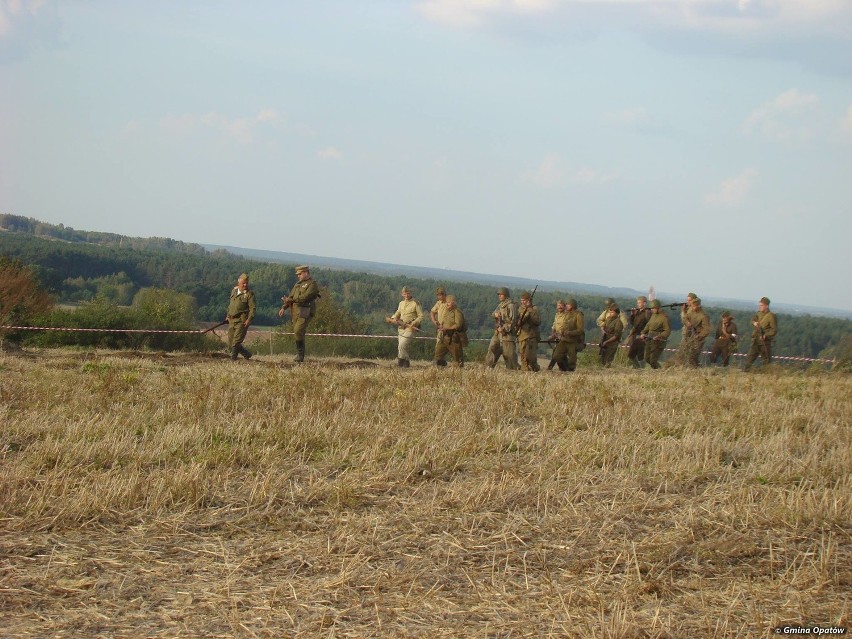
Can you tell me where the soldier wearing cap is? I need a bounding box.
[434,294,466,367]
[626,296,652,368]
[709,311,738,367]
[485,287,519,370]
[599,304,624,367]
[547,299,567,370]
[597,297,628,337]
[225,273,256,361]
[516,291,541,372]
[279,265,320,362]
[640,300,671,369]
[387,286,423,368]
[430,286,449,366]
[744,297,777,370]
[552,298,585,372]
[679,292,698,340]
[679,296,711,366]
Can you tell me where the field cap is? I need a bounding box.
[721,311,731,318]
[295,265,310,274]
[401,286,411,294]
[435,286,446,295]
[445,294,456,303]
[760,297,770,305]
[520,290,532,300]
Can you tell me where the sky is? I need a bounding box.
[1,0,851,311]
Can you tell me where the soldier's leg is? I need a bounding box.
[398,328,414,366]
[744,339,760,370]
[485,334,501,368]
[227,322,239,360]
[449,335,464,367]
[551,341,567,371]
[502,338,518,370]
[434,337,450,365]
[234,323,251,359]
[565,342,577,371]
[293,318,307,362]
[627,339,642,368]
[762,340,772,365]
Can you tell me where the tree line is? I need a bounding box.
[1,219,850,361]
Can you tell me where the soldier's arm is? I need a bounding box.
[413,303,424,328]
[246,292,257,325]
[765,314,777,338]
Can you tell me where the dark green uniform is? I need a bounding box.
[553,309,585,372]
[599,314,624,367]
[486,297,519,370]
[227,285,256,360]
[681,306,711,367]
[641,310,671,369]
[282,269,321,362]
[709,316,738,366]
[517,305,541,372]
[435,306,466,367]
[627,307,652,368]
[745,310,777,368]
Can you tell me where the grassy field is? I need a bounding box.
[1,349,849,638]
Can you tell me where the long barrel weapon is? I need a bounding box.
[385,316,422,332]
[202,320,229,334]
[514,285,538,332]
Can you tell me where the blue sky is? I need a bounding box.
[1,1,851,310]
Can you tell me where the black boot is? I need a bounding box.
[230,347,238,361]
[402,359,410,368]
[239,345,252,360]
[546,359,555,371]
[397,358,405,367]
[295,341,305,363]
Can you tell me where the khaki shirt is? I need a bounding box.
[227,287,256,322]
[715,319,739,343]
[602,316,624,342]
[751,310,777,339]
[597,308,629,331]
[552,311,567,335]
[561,310,585,342]
[431,300,447,325]
[289,277,320,307]
[392,299,424,327]
[494,298,518,336]
[517,306,541,341]
[441,307,465,332]
[643,312,671,340]
[685,308,711,340]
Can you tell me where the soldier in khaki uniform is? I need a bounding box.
[434,295,466,367]
[546,300,567,370]
[599,304,624,367]
[744,297,777,370]
[552,298,585,372]
[641,300,671,369]
[709,311,738,366]
[225,273,256,360]
[279,265,320,362]
[387,286,423,368]
[516,291,541,372]
[626,296,652,368]
[680,296,711,367]
[430,286,449,366]
[485,287,519,370]
[597,297,628,335]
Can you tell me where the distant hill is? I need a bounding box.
[206,244,852,321]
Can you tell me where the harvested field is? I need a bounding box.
[1,350,849,637]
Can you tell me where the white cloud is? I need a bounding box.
[570,168,616,186]
[705,167,758,206]
[606,107,649,127]
[157,109,281,144]
[743,89,820,142]
[317,146,344,161]
[522,154,615,188]
[416,0,554,28]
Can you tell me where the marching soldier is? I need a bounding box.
[485,287,519,370]
[434,295,467,367]
[516,291,541,372]
[279,265,320,362]
[430,286,449,366]
[552,298,585,372]
[640,300,671,369]
[709,311,738,366]
[387,286,423,368]
[680,296,711,367]
[225,273,256,360]
[599,304,624,367]
[547,299,567,370]
[744,297,777,370]
[626,295,652,368]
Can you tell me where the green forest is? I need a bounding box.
[1,214,850,361]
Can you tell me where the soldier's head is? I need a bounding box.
[691,297,702,310]
[686,292,697,303]
[759,297,770,311]
[721,311,732,322]
[520,291,532,307]
[237,273,249,290]
[401,286,412,300]
[497,287,510,300]
[649,299,661,313]
[445,294,457,309]
[435,286,446,300]
[566,298,577,311]
[556,299,565,312]
[636,295,647,309]
[295,265,310,281]
[607,304,619,318]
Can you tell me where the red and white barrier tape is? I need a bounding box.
[0,325,837,364]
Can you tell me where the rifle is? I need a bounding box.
[202,320,229,334]
[514,285,538,333]
[385,316,422,332]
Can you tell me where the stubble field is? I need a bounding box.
[1,349,849,638]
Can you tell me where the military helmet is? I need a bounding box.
[498,287,510,296]
[649,300,661,309]
[604,297,614,306]
[637,295,647,303]
[687,292,697,300]
[520,290,532,300]
[566,298,577,308]
[760,296,770,305]
[609,304,619,312]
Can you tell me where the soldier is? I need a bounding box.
[597,297,628,334]
[225,273,256,361]
[552,298,585,372]
[279,265,320,362]
[485,287,519,370]
[626,295,652,368]
[709,311,738,367]
[546,299,567,370]
[387,286,423,368]
[599,304,624,368]
[434,295,466,367]
[430,286,449,366]
[516,291,541,372]
[680,296,711,367]
[640,300,671,369]
[744,297,778,371]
